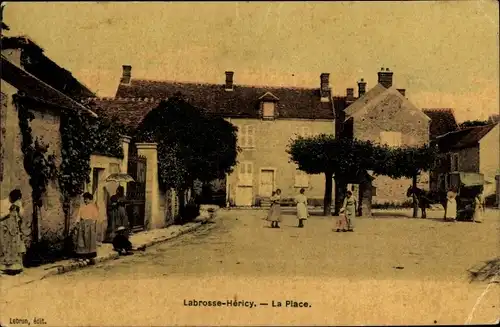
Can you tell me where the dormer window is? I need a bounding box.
[258,91,279,120]
[263,102,275,118]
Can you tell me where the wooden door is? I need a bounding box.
[260,170,275,197]
[235,186,253,206]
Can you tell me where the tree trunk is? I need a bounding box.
[323,172,333,216]
[334,178,347,216]
[412,175,418,218]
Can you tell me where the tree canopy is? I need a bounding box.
[287,134,438,215]
[134,95,239,191]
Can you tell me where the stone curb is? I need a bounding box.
[40,222,206,278]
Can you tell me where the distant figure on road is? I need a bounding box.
[112,226,133,255]
[472,193,484,223]
[106,186,129,241]
[267,189,282,228]
[335,208,348,232]
[294,188,308,228]
[444,190,457,222]
[342,191,358,232]
[406,186,430,218]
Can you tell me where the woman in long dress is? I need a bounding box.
[295,188,308,228]
[342,191,358,232]
[0,189,26,275]
[472,193,484,223]
[267,189,282,228]
[106,186,129,241]
[73,192,99,260]
[444,190,457,222]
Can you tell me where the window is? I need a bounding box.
[262,102,275,119]
[380,131,402,147]
[299,126,311,137]
[238,162,253,186]
[294,169,309,187]
[238,125,256,148]
[450,153,459,172]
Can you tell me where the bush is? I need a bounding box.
[372,200,413,209]
[23,237,68,268]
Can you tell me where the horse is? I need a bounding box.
[406,186,432,218]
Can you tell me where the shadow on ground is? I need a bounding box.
[468,257,500,283]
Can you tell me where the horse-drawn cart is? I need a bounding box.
[449,172,484,221]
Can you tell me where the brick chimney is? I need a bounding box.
[346,88,355,104]
[377,67,393,88]
[225,71,234,91]
[397,88,406,97]
[358,78,367,97]
[320,73,330,99]
[120,65,132,84]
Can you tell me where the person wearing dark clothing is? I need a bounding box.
[112,226,133,255]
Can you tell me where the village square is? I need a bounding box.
[0,2,499,326]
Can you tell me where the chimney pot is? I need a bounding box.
[378,68,393,88]
[225,71,234,90]
[320,73,330,96]
[357,78,367,97]
[346,88,354,98]
[120,65,132,84]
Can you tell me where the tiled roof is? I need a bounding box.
[113,79,335,123]
[2,36,96,98]
[435,123,498,151]
[82,97,161,130]
[422,108,458,139]
[1,55,97,117]
[345,87,429,123]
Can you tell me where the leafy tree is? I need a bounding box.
[381,144,439,217]
[287,134,388,215]
[459,120,489,129]
[135,95,238,211]
[288,134,438,217]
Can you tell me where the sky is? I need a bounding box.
[3,1,499,122]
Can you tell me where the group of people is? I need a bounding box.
[73,187,133,262]
[0,186,134,276]
[443,190,484,222]
[265,188,357,232]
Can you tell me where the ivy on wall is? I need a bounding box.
[14,95,58,243]
[58,109,124,199]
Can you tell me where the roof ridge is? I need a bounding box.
[81,96,163,103]
[131,78,319,91]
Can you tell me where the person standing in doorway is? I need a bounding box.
[342,191,358,232]
[267,189,282,228]
[294,188,308,228]
[0,189,26,275]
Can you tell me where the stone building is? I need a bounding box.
[335,68,431,211]
[1,39,97,245]
[432,123,500,206]
[92,67,336,206]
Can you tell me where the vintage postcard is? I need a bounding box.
[1,1,499,326]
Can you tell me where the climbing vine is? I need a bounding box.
[59,110,124,199]
[15,95,58,243]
